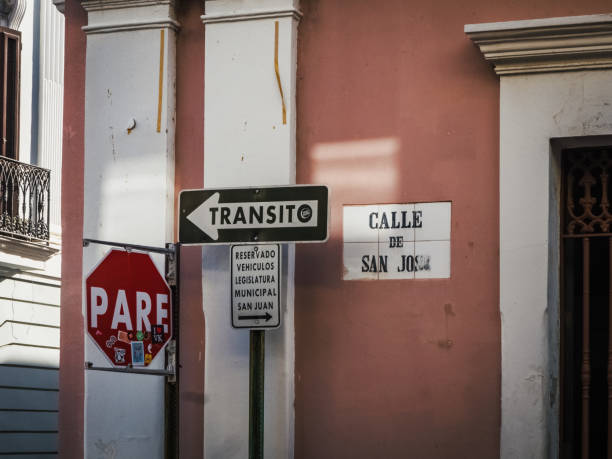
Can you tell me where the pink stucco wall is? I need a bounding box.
[294,1,610,458]
[175,1,205,457]
[60,1,612,458]
[58,0,86,456]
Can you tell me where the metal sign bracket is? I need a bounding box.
[82,237,180,384]
[83,237,181,458]
[84,360,176,377]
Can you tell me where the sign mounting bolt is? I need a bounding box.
[126,118,136,134]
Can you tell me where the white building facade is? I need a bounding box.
[0,0,64,456]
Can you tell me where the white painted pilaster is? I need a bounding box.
[82,1,176,457]
[202,1,299,457]
[467,15,612,459]
[38,0,64,236]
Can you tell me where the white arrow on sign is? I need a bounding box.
[186,192,319,240]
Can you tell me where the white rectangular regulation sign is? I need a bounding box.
[231,244,281,329]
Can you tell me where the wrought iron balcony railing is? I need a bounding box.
[0,156,50,241]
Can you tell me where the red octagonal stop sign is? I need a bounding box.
[86,249,172,367]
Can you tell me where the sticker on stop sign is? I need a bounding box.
[86,249,172,367]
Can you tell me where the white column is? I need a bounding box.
[38,0,65,237]
[202,1,300,457]
[81,0,177,457]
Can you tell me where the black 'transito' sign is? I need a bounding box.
[179,185,329,244]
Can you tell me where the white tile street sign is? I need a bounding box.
[231,244,281,329]
[343,202,451,280]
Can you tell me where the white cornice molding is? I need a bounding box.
[0,235,59,273]
[202,7,302,24]
[465,14,612,75]
[52,0,65,14]
[83,18,180,34]
[82,0,173,12]
[82,0,179,35]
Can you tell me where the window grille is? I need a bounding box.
[0,28,50,242]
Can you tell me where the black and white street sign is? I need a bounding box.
[179,185,328,244]
[231,244,280,329]
[343,202,451,280]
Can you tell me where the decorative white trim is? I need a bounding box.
[201,8,302,24]
[0,235,59,273]
[465,14,612,75]
[8,0,26,29]
[82,0,178,35]
[82,18,180,34]
[82,0,173,12]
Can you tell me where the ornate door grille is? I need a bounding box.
[562,147,612,459]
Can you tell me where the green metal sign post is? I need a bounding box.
[249,330,265,459]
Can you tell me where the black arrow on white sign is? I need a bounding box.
[238,312,273,322]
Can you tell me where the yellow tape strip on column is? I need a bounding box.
[274,21,287,125]
[157,29,165,133]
